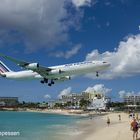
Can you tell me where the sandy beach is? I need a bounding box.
[73,112,138,140]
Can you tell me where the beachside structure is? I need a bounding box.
[61,91,102,102]
[0,97,19,107]
[61,92,89,102]
[88,96,111,110]
[48,100,57,108]
[61,91,111,110]
[124,95,140,105]
[86,92,111,110]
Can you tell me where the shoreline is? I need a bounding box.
[26,108,89,116]
[0,109,135,140]
[0,107,106,117]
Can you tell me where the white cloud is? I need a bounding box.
[58,87,72,99]
[0,0,88,52]
[0,0,68,52]
[104,1,111,6]
[50,44,82,59]
[85,84,112,95]
[86,34,140,79]
[66,44,82,58]
[106,21,110,27]
[58,84,111,99]
[72,0,92,7]
[44,94,51,99]
[119,90,135,98]
[139,25,140,30]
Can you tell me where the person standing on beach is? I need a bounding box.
[132,112,135,118]
[107,117,110,127]
[118,114,121,121]
[135,113,138,120]
[130,118,138,140]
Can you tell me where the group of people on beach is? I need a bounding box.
[106,112,140,140]
[106,114,121,127]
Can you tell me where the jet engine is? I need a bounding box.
[49,69,62,75]
[59,76,71,80]
[26,63,39,69]
[57,76,71,81]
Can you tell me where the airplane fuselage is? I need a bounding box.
[3,61,110,80]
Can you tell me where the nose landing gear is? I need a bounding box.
[96,72,99,77]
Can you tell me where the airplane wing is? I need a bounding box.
[0,53,52,77]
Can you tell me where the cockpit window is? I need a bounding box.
[103,62,107,63]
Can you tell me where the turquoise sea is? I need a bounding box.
[0,111,84,140]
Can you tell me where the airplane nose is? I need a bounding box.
[0,73,6,77]
[105,63,111,67]
[107,63,111,67]
[103,62,110,67]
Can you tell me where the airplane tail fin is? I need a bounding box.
[0,61,11,74]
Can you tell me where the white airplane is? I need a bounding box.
[0,53,110,86]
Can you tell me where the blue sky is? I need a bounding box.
[0,0,140,102]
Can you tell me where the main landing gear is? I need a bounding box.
[48,80,55,86]
[40,78,48,84]
[40,78,55,86]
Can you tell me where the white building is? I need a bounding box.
[0,97,19,107]
[124,95,140,105]
[88,96,111,110]
[61,91,111,110]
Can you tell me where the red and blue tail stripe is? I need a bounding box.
[0,61,11,73]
